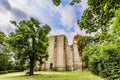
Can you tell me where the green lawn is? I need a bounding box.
[0,70,104,80]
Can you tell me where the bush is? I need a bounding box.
[0,54,9,71]
[82,41,120,80]
[0,71,8,74]
[8,70,20,73]
[81,43,100,66]
[0,70,21,74]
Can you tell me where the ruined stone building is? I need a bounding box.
[40,35,82,71]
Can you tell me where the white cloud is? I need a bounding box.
[0,0,90,44]
[74,23,87,35]
[0,7,16,34]
[48,28,73,45]
[48,26,74,45]
[49,29,66,36]
[80,0,88,12]
[8,0,30,15]
[56,5,77,29]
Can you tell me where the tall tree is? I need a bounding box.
[78,0,120,33]
[53,0,120,33]
[7,17,51,75]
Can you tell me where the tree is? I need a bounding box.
[112,9,120,36]
[0,31,6,45]
[0,53,9,71]
[77,36,93,55]
[82,39,120,79]
[7,17,51,75]
[0,31,10,71]
[78,0,120,33]
[53,0,120,33]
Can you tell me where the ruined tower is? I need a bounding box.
[41,35,82,71]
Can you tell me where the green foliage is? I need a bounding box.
[0,70,21,74]
[0,31,12,71]
[94,32,118,43]
[53,0,81,6]
[78,0,120,33]
[82,38,120,79]
[53,0,61,6]
[7,17,51,75]
[13,61,27,71]
[112,9,120,36]
[7,70,20,73]
[81,43,99,67]
[70,0,81,6]
[77,36,93,55]
[0,71,8,74]
[0,32,6,44]
[0,54,9,71]
[53,0,120,33]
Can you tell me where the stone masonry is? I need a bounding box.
[41,35,82,71]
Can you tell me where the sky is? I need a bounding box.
[0,0,92,45]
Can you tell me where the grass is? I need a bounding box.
[0,70,104,80]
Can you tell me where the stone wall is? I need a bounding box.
[40,35,82,71]
[72,43,82,70]
[66,45,74,71]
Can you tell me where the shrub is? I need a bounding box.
[0,71,8,74]
[82,41,120,80]
[8,70,20,73]
[81,43,100,67]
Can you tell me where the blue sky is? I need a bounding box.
[0,0,91,44]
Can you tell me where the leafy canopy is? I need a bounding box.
[78,0,120,33]
[0,31,11,71]
[112,9,120,36]
[77,36,93,55]
[7,17,51,75]
[53,0,120,33]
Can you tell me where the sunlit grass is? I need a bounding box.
[0,70,104,80]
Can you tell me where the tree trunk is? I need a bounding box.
[29,36,36,75]
[29,56,34,75]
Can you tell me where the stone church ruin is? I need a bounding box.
[36,35,82,71]
[38,35,82,71]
